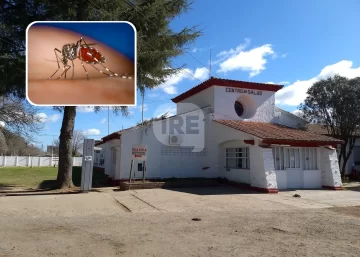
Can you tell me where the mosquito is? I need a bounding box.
[48,37,133,80]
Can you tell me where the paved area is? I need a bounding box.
[105,186,360,213]
[0,186,360,257]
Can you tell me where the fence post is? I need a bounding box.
[81,139,95,193]
[3,156,6,167]
[15,156,18,167]
[38,157,41,167]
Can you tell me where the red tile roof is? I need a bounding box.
[214,120,343,145]
[171,77,283,103]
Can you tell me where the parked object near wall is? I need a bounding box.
[0,156,82,167]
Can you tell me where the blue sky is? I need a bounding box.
[32,22,135,61]
[33,0,360,149]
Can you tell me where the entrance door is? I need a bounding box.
[285,148,303,189]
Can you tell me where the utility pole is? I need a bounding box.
[209,48,212,78]
[141,90,145,125]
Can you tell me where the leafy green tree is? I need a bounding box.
[1,0,201,188]
[300,75,360,176]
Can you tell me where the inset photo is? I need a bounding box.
[26,21,136,105]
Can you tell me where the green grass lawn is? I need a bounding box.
[0,166,108,190]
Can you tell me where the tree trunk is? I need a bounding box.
[56,106,76,189]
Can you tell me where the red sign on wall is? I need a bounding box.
[132,145,148,161]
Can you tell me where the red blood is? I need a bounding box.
[79,47,103,63]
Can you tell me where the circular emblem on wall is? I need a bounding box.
[234,101,245,117]
[233,94,257,119]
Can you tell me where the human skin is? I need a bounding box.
[27,26,135,105]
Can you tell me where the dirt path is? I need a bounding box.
[0,191,360,257]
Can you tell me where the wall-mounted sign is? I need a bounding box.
[225,87,262,95]
[132,145,148,161]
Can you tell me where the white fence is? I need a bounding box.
[0,156,82,167]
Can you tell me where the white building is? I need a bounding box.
[95,77,344,192]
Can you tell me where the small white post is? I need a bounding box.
[81,139,95,193]
[15,156,18,167]
[3,156,6,167]
[38,157,41,167]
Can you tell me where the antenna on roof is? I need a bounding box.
[209,48,212,79]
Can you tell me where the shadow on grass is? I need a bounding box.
[3,189,103,197]
[0,167,109,196]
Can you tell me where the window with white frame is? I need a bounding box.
[272,147,318,170]
[225,147,250,169]
[302,148,318,170]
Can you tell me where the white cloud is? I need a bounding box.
[281,53,288,58]
[77,106,94,112]
[276,60,360,106]
[266,81,289,85]
[193,67,210,80]
[153,103,176,117]
[192,48,197,53]
[217,43,275,77]
[292,109,303,117]
[36,113,48,123]
[148,93,159,98]
[84,128,100,136]
[48,114,61,122]
[129,104,148,115]
[100,118,106,124]
[158,67,209,95]
[36,113,60,123]
[279,81,290,85]
[215,38,275,77]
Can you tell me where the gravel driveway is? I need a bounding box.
[0,186,359,257]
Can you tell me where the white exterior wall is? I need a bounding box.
[213,86,276,122]
[303,170,322,188]
[118,119,222,180]
[176,87,214,115]
[218,140,251,184]
[273,106,308,128]
[250,147,277,189]
[346,138,360,173]
[319,147,343,188]
[274,170,287,189]
[95,139,121,178]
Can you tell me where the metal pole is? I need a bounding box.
[141,90,145,125]
[209,48,212,78]
[128,160,134,190]
[108,107,110,135]
[142,160,146,184]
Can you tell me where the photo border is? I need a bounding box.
[25,21,137,107]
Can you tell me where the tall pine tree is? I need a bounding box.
[0,0,201,188]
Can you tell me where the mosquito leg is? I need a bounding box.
[89,63,112,76]
[71,59,75,79]
[48,48,63,79]
[98,62,119,77]
[81,60,89,80]
[78,49,89,80]
[56,65,71,80]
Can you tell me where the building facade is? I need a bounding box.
[95,77,344,192]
